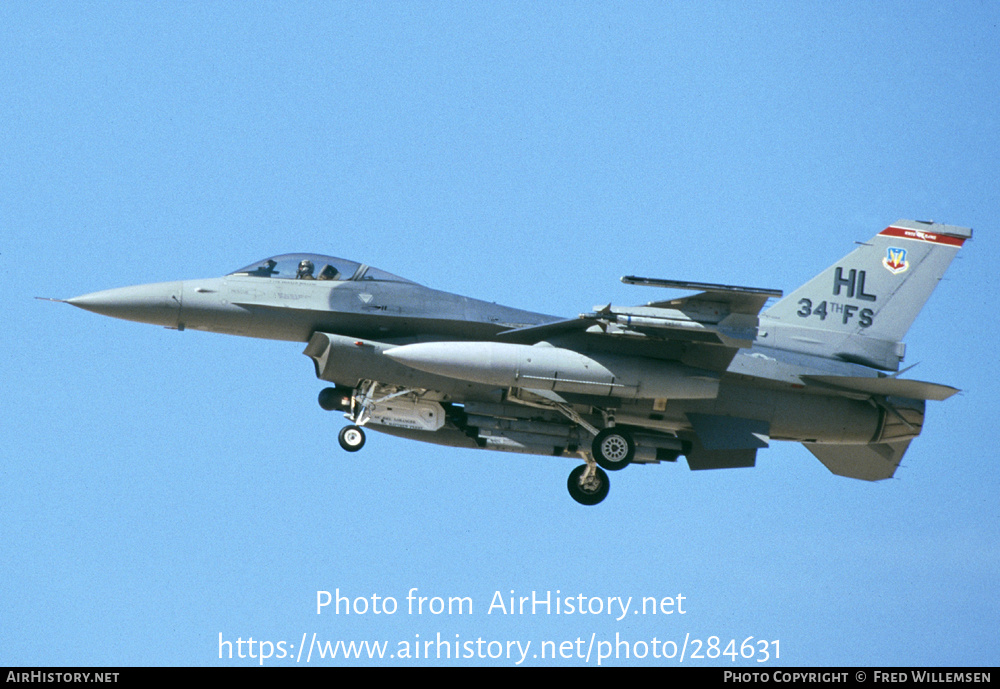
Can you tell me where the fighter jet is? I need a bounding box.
[54,220,970,504]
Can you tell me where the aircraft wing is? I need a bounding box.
[494,317,596,344]
[621,276,783,316]
[495,279,781,372]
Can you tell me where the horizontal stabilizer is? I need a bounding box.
[801,375,959,401]
[803,440,912,481]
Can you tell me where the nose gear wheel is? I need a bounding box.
[338,425,366,452]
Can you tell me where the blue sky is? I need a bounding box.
[2,2,997,666]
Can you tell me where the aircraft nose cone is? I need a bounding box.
[67,281,183,328]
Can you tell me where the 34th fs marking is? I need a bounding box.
[797,267,878,327]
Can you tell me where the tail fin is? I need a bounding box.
[762,220,971,370]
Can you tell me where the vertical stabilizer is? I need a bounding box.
[762,220,971,369]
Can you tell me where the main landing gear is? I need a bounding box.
[567,463,610,506]
[591,427,634,471]
[564,425,636,505]
[533,399,634,505]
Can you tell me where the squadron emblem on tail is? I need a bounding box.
[883,247,909,274]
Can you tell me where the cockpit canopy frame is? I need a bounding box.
[228,254,415,284]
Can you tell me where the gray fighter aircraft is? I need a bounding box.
[55,219,970,504]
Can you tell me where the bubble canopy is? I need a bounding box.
[228,254,415,283]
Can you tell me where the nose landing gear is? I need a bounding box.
[338,425,366,452]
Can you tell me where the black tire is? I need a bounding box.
[338,425,366,452]
[592,428,634,471]
[567,464,610,506]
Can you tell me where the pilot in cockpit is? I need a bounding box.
[297,259,315,279]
